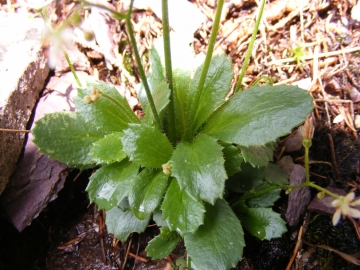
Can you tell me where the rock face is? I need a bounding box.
[0,13,49,194]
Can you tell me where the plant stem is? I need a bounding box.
[126,0,162,130]
[304,144,310,184]
[161,0,176,145]
[184,0,224,140]
[235,0,266,92]
[64,51,82,87]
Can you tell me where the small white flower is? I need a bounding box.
[42,24,74,69]
[331,192,360,225]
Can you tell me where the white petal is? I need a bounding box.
[345,192,355,202]
[349,208,360,219]
[332,209,342,226]
[351,198,360,206]
[331,199,341,207]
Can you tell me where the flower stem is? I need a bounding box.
[64,51,82,87]
[161,0,176,145]
[184,0,224,140]
[235,0,266,92]
[126,0,162,130]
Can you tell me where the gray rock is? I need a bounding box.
[0,13,49,194]
[278,156,311,227]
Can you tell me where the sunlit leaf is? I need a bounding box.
[184,199,245,270]
[161,180,205,236]
[106,206,150,242]
[171,134,227,204]
[74,82,140,132]
[86,160,139,210]
[121,123,173,168]
[201,85,313,146]
[32,112,106,169]
[189,54,233,134]
[90,132,127,165]
[145,226,180,259]
[145,81,170,123]
[129,168,169,220]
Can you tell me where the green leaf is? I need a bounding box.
[145,226,180,259]
[173,69,192,138]
[86,160,139,210]
[90,132,127,165]
[137,47,165,109]
[246,181,281,208]
[239,143,274,167]
[190,54,233,133]
[161,180,205,236]
[106,206,150,242]
[201,85,313,146]
[233,203,287,240]
[129,168,169,220]
[184,199,245,270]
[32,112,106,168]
[170,134,227,204]
[265,163,289,185]
[223,144,243,176]
[153,211,168,227]
[121,123,174,168]
[74,82,140,132]
[226,163,265,193]
[145,82,170,123]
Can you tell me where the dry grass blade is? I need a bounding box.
[303,240,360,266]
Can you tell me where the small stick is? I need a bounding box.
[121,237,132,270]
[0,128,31,133]
[128,252,148,263]
[327,133,342,182]
[286,225,303,270]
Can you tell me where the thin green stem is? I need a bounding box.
[126,0,162,130]
[304,145,310,184]
[161,0,176,145]
[235,0,266,92]
[184,0,224,140]
[64,51,82,87]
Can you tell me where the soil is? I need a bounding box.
[1,0,360,269]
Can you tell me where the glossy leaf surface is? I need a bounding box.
[170,134,227,204]
[121,123,173,168]
[89,132,127,165]
[129,168,169,220]
[184,199,245,270]
[106,206,150,242]
[201,85,313,146]
[32,112,106,168]
[145,226,180,259]
[145,81,170,123]
[161,180,205,236]
[189,54,233,134]
[233,203,287,240]
[74,82,139,132]
[239,143,274,167]
[86,160,139,211]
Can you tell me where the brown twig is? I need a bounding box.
[128,252,148,263]
[286,225,303,270]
